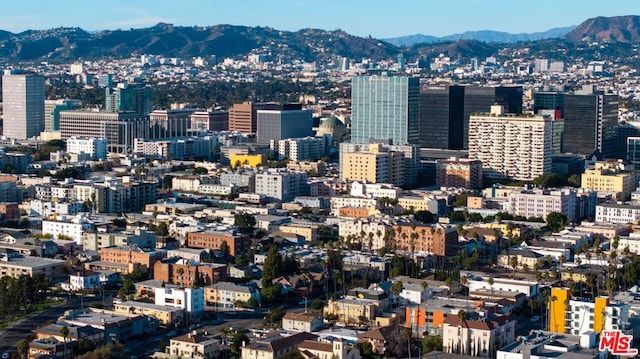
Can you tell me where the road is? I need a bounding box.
[0,295,88,353]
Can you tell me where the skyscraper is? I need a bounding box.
[534,85,618,158]
[229,102,301,134]
[351,75,420,145]
[419,85,523,149]
[2,71,45,139]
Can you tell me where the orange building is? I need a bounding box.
[338,207,379,218]
[404,307,446,335]
[0,203,20,221]
[186,231,250,257]
[99,245,160,273]
[392,224,458,256]
[436,157,483,189]
[153,259,227,287]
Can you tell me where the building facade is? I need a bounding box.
[2,71,45,139]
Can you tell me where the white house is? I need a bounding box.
[63,270,102,291]
[282,312,324,332]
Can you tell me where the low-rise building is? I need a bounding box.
[59,308,150,342]
[167,331,226,359]
[442,312,516,358]
[186,230,250,257]
[282,312,324,332]
[154,258,227,287]
[241,331,318,359]
[204,281,261,308]
[0,251,65,279]
[497,331,600,359]
[114,301,184,327]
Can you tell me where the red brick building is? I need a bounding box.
[392,224,458,256]
[153,259,227,287]
[186,231,250,257]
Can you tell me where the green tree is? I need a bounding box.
[231,333,249,354]
[311,298,325,310]
[60,325,70,359]
[192,167,208,175]
[546,212,568,232]
[234,213,256,234]
[422,336,443,354]
[354,341,374,357]
[17,339,29,359]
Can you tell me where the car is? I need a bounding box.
[531,315,541,322]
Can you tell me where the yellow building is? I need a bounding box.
[581,161,637,200]
[114,301,184,326]
[324,298,378,326]
[230,154,265,168]
[341,143,404,186]
[483,223,522,239]
[275,223,317,242]
[548,287,630,335]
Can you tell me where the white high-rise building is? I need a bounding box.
[469,105,552,181]
[2,71,45,139]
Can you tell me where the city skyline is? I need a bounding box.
[0,0,638,38]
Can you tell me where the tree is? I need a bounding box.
[60,325,70,359]
[311,298,325,310]
[546,212,567,232]
[231,333,249,354]
[391,281,404,310]
[422,336,443,354]
[262,246,282,288]
[354,342,374,357]
[234,213,256,234]
[17,339,29,359]
[192,167,208,175]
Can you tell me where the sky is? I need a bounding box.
[0,0,638,38]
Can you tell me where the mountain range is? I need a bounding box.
[0,15,638,63]
[383,26,578,46]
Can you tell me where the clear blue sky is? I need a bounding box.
[0,0,638,38]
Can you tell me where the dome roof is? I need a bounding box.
[320,115,345,129]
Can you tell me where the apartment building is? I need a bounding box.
[153,258,227,287]
[468,105,552,181]
[436,157,483,189]
[391,223,458,256]
[186,230,249,257]
[442,312,516,358]
[99,245,160,273]
[341,143,405,187]
[581,161,637,201]
[254,169,309,202]
[204,282,261,308]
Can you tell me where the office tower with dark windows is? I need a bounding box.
[44,99,82,132]
[2,71,45,139]
[419,85,523,149]
[351,76,420,145]
[256,107,313,145]
[533,85,618,158]
[229,102,302,134]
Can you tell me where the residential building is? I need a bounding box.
[497,331,600,359]
[167,331,226,359]
[153,258,227,287]
[340,142,420,188]
[0,251,65,278]
[256,107,313,145]
[99,245,160,273]
[468,105,552,181]
[497,247,544,270]
[133,136,217,160]
[60,308,148,342]
[581,161,637,201]
[391,223,458,256]
[297,339,360,359]
[186,230,250,257]
[323,298,379,326]
[155,286,205,319]
[229,154,265,168]
[548,287,631,335]
[64,270,102,291]
[42,214,94,244]
[2,71,45,139]
[505,187,579,221]
[205,281,261,308]
[240,331,318,359]
[82,229,156,252]
[270,136,328,162]
[420,85,523,149]
[113,301,184,326]
[436,157,483,189]
[282,312,324,332]
[351,75,420,145]
[341,143,405,187]
[596,202,640,224]
[254,169,309,202]
[66,137,108,160]
[442,312,516,358]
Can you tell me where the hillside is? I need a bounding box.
[0,24,399,62]
[565,15,640,42]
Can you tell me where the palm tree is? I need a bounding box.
[60,325,69,359]
[457,309,470,355]
[17,339,29,359]
[487,277,494,299]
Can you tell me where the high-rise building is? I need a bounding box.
[256,108,313,145]
[436,157,483,189]
[419,85,523,149]
[44,99,82,132]
[468,105,552,181]
[351,76,420,145]
[534,86,619,158]
[105,84,153,116]
[2,71,45,139]
[229,102,302,134]
[149,109,194,138]
[190,111,229,132]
